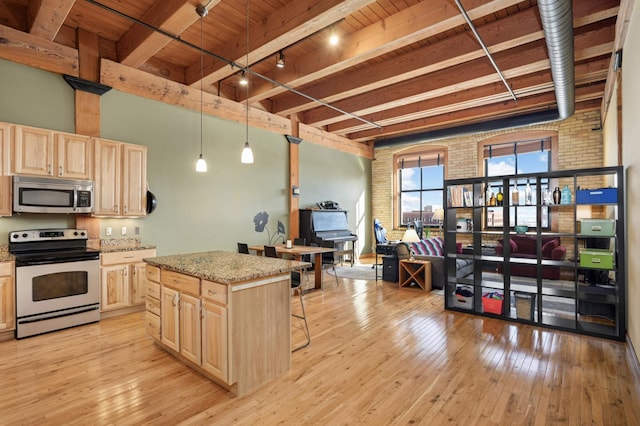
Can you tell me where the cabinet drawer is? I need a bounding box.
[202,280,227,305]
[161,270,200,295]
[146,281,160,300]
[146,265,160,283]
[146,296,160,316]
[0,261,13,276]
[145,311,160,340]
[101,249,157,266]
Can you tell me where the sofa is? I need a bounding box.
[495,235,566,280]
[395,237,473,290]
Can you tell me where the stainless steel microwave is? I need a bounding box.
[13,175,94,214]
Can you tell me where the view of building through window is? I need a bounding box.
[485,139,551,228]
[399,157,444,228]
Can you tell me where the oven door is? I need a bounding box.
[16,259,100,318]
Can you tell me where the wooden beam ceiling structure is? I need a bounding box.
[0,0,624,156]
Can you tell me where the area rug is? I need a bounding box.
[327,264,378,280]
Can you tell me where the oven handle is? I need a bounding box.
[16,255,100,267]
[17,305,100,324]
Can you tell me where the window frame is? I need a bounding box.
[393,146,447,230]
[477,131,559,231]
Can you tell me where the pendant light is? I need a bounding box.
[241,0,254,164]
[195,4,208,172]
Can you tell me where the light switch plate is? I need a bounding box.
[121,227,127,235]
[106,227,112,236]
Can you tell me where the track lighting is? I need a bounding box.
[239,70,248,85]
[276,51,285,68]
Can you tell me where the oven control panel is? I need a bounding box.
[10,228,88,243]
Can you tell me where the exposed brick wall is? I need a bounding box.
[372,110,604,248]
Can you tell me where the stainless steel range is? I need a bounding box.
[9,228,100,339]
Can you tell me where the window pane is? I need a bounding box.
[518,150,548,174]
[400,191,420,225]
[421,166,443,189]
[487,155,515,176]
[400,167,420,191]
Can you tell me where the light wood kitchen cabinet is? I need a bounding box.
[100,249,156,313]
[202,299,228,381]
[161,285,180,352]
[0,261,15,333]
[0,123,12,216]
[94,138,147,217]
[180,293,202,365]
[12,125,92,179]
[145,265,161,340]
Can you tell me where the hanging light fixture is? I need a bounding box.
[195,4,208,172]
[241,0,254,164]
[276,50,285,68]
[239,70,248,85]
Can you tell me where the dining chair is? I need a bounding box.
[292,237,310,285]
[264,245,278,258]
[321,240,340,287]
[237,242,250,254]
[291,269,310,352]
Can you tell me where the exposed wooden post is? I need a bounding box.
[74,28,102,244]
[289,115,301,239]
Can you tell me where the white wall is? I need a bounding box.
[620,2,640,361]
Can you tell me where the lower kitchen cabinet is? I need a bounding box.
[100,249,156,313]
[0,261,15,334]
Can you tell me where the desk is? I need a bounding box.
[399,259,432,291]
[248,244,336,290]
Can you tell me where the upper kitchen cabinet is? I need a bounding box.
[94,138,147,217]
[12,124,92,179]
[0,123,11,216]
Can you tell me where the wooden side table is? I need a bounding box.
[399,259,432,291]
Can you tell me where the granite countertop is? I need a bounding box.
[99,237,157,253]
[0,245,13,262]
[144,251,311,285]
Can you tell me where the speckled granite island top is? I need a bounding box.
[143,251,311,284]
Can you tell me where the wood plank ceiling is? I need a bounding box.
[0,0,621,153]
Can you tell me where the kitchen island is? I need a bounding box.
[143,251,310,395]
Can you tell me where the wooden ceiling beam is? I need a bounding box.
[27,0,74,41]
[349,85,606,143]
[271,0,619,117]
[188,0,377,88]
[331,60,609,135]
[98,58,371,158]
[0,23,78,76]
[244,0,527,104]
[303,26,615,128]
[117,0,221,68]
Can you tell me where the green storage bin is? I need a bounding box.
[580,249,614,270]
[580,219,615,237]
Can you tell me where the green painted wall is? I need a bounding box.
[0,59,372,255]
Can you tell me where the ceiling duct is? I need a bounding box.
[538,0,575,119]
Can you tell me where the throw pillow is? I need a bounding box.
[541,239,559,258]
[411,237,444,256]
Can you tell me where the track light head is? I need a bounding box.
[276,51,285,68]
[239,71,248,85]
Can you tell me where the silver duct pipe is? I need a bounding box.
[538,0,575,119]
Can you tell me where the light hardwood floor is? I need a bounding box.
[1,265,639,425]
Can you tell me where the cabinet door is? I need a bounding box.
[121,143,147,216]
[202,301,228,382]
[0,123,11,216]
[0,275,15,331]
[130,262,147,305]
[94,138,121,215]
[101,264,129,311]
[161,286,180,352]
[180,293,202,365]
[56,132,92,179]
[12,125,54,176]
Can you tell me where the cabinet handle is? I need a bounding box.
[173,293,179,306]
[48,164,52,175]
[59,165,62,176]
[124,205,128,214]
[208,289,217,296]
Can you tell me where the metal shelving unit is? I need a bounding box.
[443,166,625,341]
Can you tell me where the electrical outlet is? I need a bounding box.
[106,227,112,236]
[135,226,140,235]
[121,227,127,235]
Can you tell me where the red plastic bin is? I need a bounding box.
[482,293,504,314]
